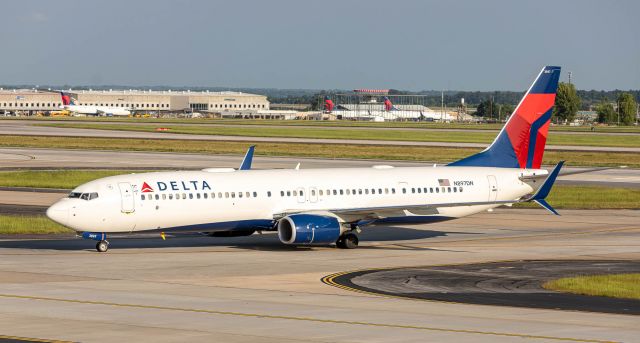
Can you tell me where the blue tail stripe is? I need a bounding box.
[525,108,553,169]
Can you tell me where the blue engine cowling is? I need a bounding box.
[277,214,342,245]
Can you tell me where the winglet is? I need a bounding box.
[529,161,564,215]
[239,145,255,170]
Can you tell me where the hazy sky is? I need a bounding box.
[1,0,638,90]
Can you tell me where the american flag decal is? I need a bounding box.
[438,179,450,186]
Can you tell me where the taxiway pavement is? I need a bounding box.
[0,209,638,342]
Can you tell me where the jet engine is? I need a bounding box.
[277,213,344,245]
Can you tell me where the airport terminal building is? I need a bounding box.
[0,89,270,115]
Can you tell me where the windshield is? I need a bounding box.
[69,192,98,200]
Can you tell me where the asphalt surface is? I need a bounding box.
[0,209,639,342]
[1,120,639,152]
[327,260,640,315]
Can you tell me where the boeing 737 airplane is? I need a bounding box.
[60,92,132,116]
[48,66,563,252]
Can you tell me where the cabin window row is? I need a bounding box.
[141,191,263,201]
[403,186,463,194]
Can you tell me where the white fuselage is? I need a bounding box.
[47,166,537,234]
[63,105,131,116]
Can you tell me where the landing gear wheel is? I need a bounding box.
[336,233,359,249]
[96,240,109,253]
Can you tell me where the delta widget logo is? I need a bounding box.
[141,182,154,193]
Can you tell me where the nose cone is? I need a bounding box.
[46,201,69,226]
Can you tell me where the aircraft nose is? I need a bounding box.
[46,201,69,225]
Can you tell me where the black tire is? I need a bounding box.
[96,240,109,253]
[342,233,359,249]
[335,237,346,249]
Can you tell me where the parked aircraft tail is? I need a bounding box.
[60,92,76,106]
[449,66,561,169]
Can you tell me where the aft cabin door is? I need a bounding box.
[118,182,135,213]
[487,175,498,201]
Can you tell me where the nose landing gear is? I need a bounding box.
[81,232,109,252]
[96,240,109,252]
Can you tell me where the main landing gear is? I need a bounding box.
[336,232,359,249]
[96,240,109,253]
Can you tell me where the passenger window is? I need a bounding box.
[402,188,406,194]
[203,193,208,199]
[246,192,250,198]
[253,192,257,197]
[346,189,350,195]
[448,187,451,193]
[365,189,369,194]
[267,191,271,197]
[339,190,344,195]
[385,188,389,194]
[459,187,463,192]
[155,194,160,200]
[436,188,440,193]
[378,188,382,194]
[225,192,229,198]
[218,192,222,198]
[417,188,421,193]
[280,191,284,197]
[287,191,291,196]
[239,192,243,198]
[392,188,396,194]
[189,193,193,199]
[141,195,145,200]
[333,190,337,195]
[411,188,415,193]
[182,193,186,199]
[231,192,236,198]
[319,190,323,196]
[169,194,173,200]
[300,190,304,196]
[162,194,167,200]
[430,187,434,193]
[197,193,201,199]
[311,190,316,196]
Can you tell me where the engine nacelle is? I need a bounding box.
[277,214,342,245]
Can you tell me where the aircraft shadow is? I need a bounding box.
[0,226,474,252]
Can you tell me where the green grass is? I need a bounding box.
[0,215,73,234]
[516,185,640,209]
[0,170,148,189]
[544,274,640,300]
[37,122,640,148]
[0,135,638,167]
[5,116,640,133]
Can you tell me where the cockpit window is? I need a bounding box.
[70,192,98,200]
